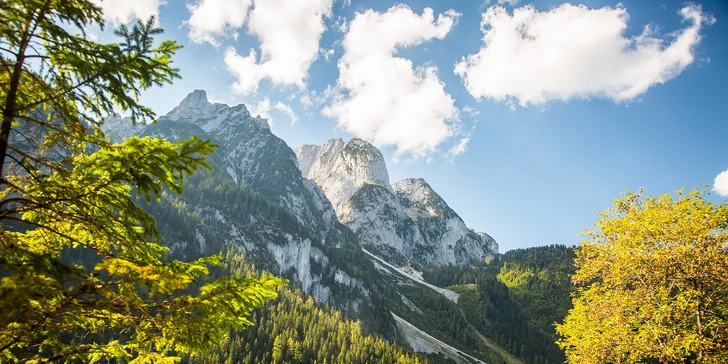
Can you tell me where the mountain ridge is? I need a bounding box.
[100,90,505,362]
[105,90,498,268]
[295,137,497,267]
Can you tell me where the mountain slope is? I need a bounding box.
[420,245,576,364]
[394,178,498,266]
[103,91,381,325]
[296,138,391,215]
[295,139,497,268]
[101,90,517,364]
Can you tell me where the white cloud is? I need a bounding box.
[317,85,339,105]
[87,30,99,42]
[324,49,335,62]
[299,94,313,109]
[455,4,714,107]
[714,170,728,197]
[462,105,481,117]
[273,101,299,124]
[93,0,161,25]
[334,16,348,33]
[300,86,339,111]
[186,0,252,45]
[323,5,461,158]
[224,0,334,94]
[248,98,272,125]
[448,136,471,157]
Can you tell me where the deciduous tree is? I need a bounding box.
[556,188,728,363]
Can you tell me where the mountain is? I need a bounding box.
[109,90,497,271]
[99,113,145,143]
[103,91,376,318]
[295,138,391,215]
[162,91,334,236]
[295,139,498,268]
[102,90,517,363]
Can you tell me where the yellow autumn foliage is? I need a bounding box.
[557,188,728,363]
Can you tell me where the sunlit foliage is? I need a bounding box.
[557,188,728,363]
[0,1,283,362]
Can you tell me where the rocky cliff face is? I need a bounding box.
[295,138,391,216]
[393,178,498,266]
[340,183,422,265]
[295,138,498,268]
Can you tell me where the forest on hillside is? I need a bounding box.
[422,245,576,364]
[188,253,426,364]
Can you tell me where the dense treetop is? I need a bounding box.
[557,189,728,364]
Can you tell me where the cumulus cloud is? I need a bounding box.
[224,0,334,94]
[714,170,728,197]
[186,0,252,45]
[93,0,161,24]
[455,4,714,107]
[273,101,299,124]
[323,5,461,158]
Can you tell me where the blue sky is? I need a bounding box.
[97,0,728,252]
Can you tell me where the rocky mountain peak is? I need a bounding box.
[393,178,451,218]
[164,90,229,123]
[251,114,271,130]
[294,138,390,215]
[180,89,209,109]
[342,138,381,158]
[296,137,498,266]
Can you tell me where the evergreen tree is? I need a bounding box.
[190,252,426,364]
[0,1,283,362]
[421,245,575,364]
